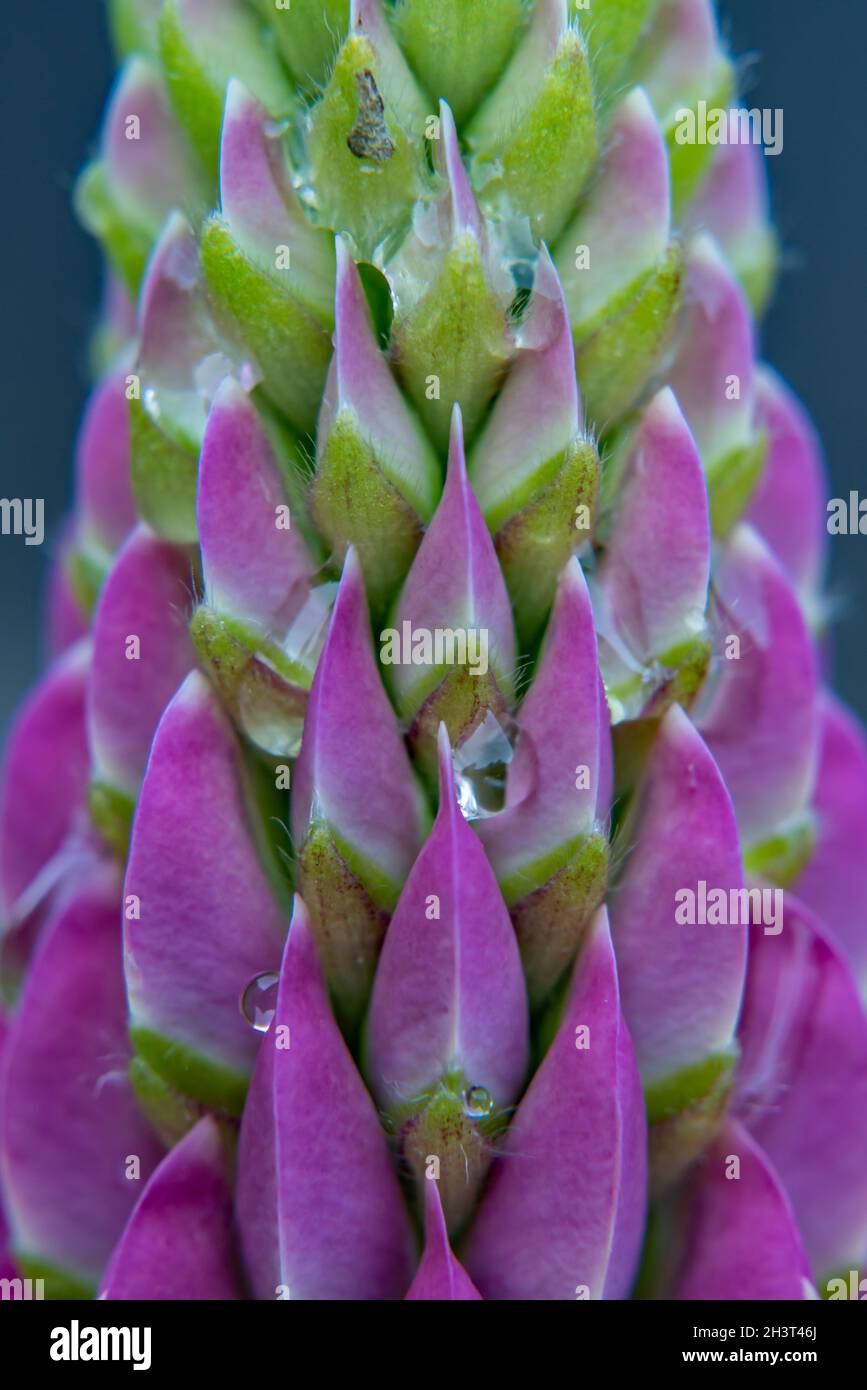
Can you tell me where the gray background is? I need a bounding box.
[1,0,864,734]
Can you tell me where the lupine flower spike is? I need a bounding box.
[1,0,864,1305]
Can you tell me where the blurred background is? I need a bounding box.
[0,0,865,735]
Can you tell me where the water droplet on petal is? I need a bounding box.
[463,1085,494,1119]
[142,386,161,423]
[454,710,518,821]
[240,972,280,1032]
[264,116,293,141]
[193,351,235,408]
[606,692,626,724]
[283,582,337,669]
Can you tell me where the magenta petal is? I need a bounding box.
[99,1117,242,1300]
[74,368,136,554]
[686,136,776,310]
[389,406,517,715]
[794,694,867,988]
[463,908,647,1300]
[292,548,427,894]
[744,367,827,598]
[672,1120,814,1301]
[219,80,334,323]
[0,642,90,936]
[696,525,819,850]
[477,557,607,883]
[366,724,528,1109]
[98,270,138,360]
[556,86,670,333]
[124,672,287,1099]
[88,526,195,798]
[640,0,723,119]
[237,897,414,1300]
[0,857,162,1290]
[219,79,296,265]
[102,56,206,233]
[45,529,88,658]
[470,247,582,519]
[435,99,485,238]
[198,378,315,636]
[736,897,867,1280]
[405,1181,482,1301]
[669,234,756,469]
[610,705,746,1088]
[689,124,770,248]
[137,213,235,443]
[595,388,710,663]
[316,241,439,520]
[0,1009,15,1282]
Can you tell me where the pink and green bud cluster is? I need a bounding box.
[0,0,865,1304]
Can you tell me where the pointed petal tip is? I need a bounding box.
[435,721,455,806]
[446,404,467,476]
[405,1179,483,1300]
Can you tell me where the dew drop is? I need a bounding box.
[240,972,279,1032]
[605,692,626,725]
[193,351,235,406]
[142,386,161,423]
[454,710,518,821]
[283,582,337,669]
[463,1085,494,1119]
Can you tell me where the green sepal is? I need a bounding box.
[743,815,816,889]
[665,66,735,214]
[252,0,350,91]
[237,745,296,916]
[575,0,657,100]
[610,716,660,838]
[467,26,597,244]
[128,1055,202,1148]
[13,1254,95,1301]
[88,780,136,862]
[401,666,515,792]
[128,393,199,543]
[66,543,109,619]
[385,1071,504,1236]
[158,0,295,179]
[129,1024,249,1116]
[391,232,512,455]
[306,32,430,262]
[733,223,779,319]
[645,1045,738,1197]
[491,437,600,649]
[190,604,312,759]
[297,820,393,1038]
[633,1189,698,1300]
[707,433,767,536]
[108,0,162,59]
[311,411,427,620]
[507,831,610,1009]
[393,0,527,126]
[74,161,152,295]
[574,241,683,428]
[201,216,333,435]
[604,633,712,726]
